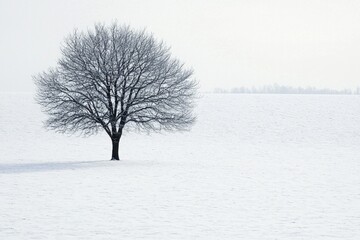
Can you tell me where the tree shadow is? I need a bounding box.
[0,160,108,174]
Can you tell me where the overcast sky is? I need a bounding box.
[1,0,360,92]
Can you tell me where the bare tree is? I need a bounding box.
[35,23,197,160]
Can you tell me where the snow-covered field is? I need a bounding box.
[0,92,360,239]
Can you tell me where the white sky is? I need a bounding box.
[1,0,360,92]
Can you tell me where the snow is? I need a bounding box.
[0,92,360,239]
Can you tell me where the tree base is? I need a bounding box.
[110,158,120,161]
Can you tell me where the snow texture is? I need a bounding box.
[0,92,360,239]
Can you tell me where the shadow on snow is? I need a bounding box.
[0,160,109,174]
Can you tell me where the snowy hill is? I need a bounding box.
[0,93,360,239]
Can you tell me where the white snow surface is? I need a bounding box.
[0,92,360,239]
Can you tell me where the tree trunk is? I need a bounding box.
[111,136,120,160]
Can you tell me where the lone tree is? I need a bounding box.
[35,23,197,160]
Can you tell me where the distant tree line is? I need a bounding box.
[214,84,360,95]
